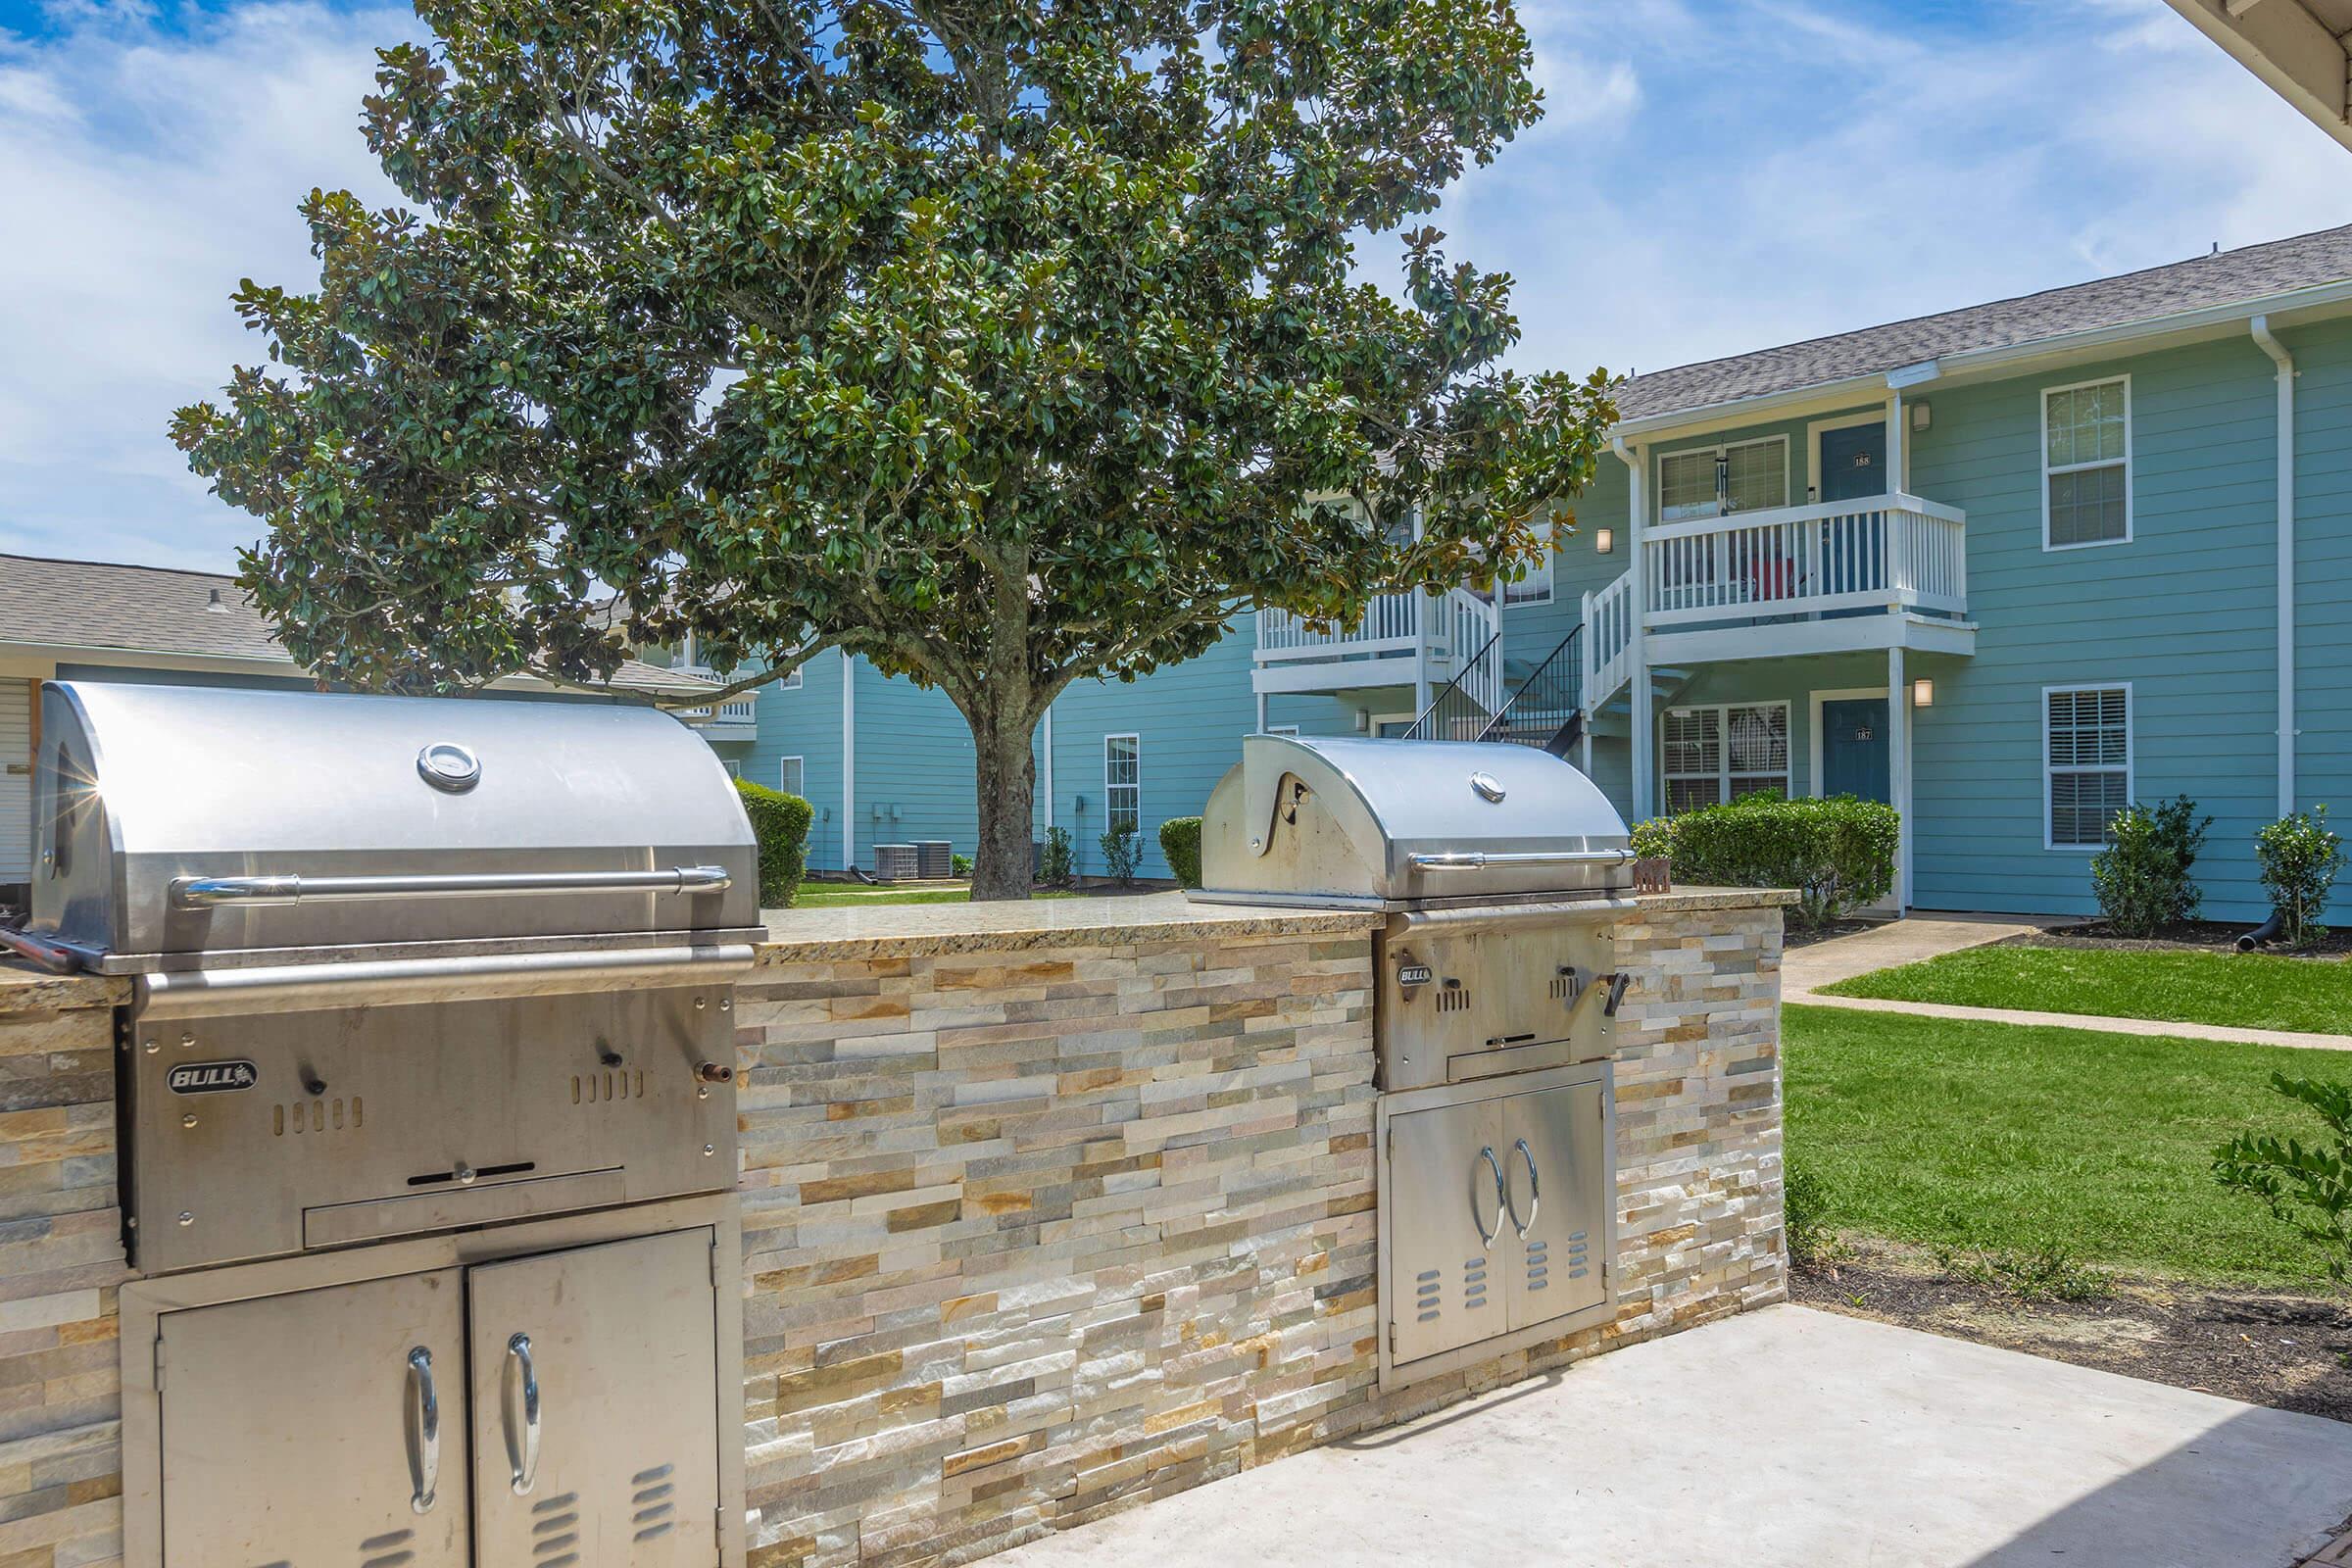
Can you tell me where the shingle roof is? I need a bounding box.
[0,553,713,697]
[1616,222,2352,423]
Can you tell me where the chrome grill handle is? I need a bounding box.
[1406,849,1637,872]
[1506,1138,1541,1238]
[170,865,733,908]
[1473,1146,1507,1250]
[506,1332,542,1496]
[406,1346,439,1515]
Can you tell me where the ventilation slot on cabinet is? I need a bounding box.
[1525,1236,1549,1293]
[273,1098,362,1138]
[1565,1228,1591,1281]
[1462,1256,1489,1310]
[1435,986,1472,1014]
[1413,1268,1441,1323]
[632,1463,677,1543]
[532,1491,582,1567]
[358,1525,414,1568]
[1549,973,1572,1001]
[572,1070,648,1105]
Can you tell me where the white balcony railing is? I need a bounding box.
[674,666,759,726]
[1642,493,1967,627]
[1255,590,1424,662]
[1253,588,1501,704]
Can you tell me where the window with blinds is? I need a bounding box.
[1663,703,1789,810]
[2043,378,2131,549]
[779,757,805,799]
[2045,686,2130,848]
[1658,438,1788,524]
[1103,734,1140,835]
[1503,516,1554,606]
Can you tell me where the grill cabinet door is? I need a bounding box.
[466,1228,720,1566]
[158,1269,468,1567]
[1387,1098,1509,1367]
[1499,1080,1610,1332]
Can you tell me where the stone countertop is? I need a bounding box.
[755,885,1793,962]
[756,891,1383,962]
[0,955,124,1010]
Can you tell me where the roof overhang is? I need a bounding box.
[2165,0,2352,153]
[1612,277,2352,445]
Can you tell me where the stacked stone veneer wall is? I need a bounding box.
[0,968,128,1568]
[0,891,1785,1568]
[734,895,1788,1568]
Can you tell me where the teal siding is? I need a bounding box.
[2293,318,2352,871]
[1907,333,2291,919]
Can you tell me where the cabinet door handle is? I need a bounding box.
[1473,1146,1507,1250]
[406,1347,439,1515]
[1506,1138,1541,1237]
[505,1332,542,1495]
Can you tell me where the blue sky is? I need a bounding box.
[0,0,2342,572]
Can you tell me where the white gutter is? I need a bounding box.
[840,646,857,874]
[1610,433,1651,818]
[1042,701,1054,832]
[2252,315,2297,817]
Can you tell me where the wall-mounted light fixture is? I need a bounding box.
[1912,677,1934,709]
[1354,708,1371,734]
[1594,527,1614,555]
[1910,401,1932,432]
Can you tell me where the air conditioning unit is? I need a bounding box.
[914,841,954,879]
[873,844,918,882]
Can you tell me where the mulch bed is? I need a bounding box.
[1999,920,2352,959]
[1783,917,1886,951]
[1793,1239,2352,1421]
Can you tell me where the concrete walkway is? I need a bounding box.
[994,1305,2352,1568]
[1786,913,2352,1053]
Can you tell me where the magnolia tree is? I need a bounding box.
[173,0,1614,899]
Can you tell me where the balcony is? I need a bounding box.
[1253,588,1499,698]
[673,668,759,736]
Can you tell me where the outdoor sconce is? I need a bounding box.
[1911,401,1932,432]
[1354,709,1371,734]
[1595,527,1615,555]
[1913,677,1934,709]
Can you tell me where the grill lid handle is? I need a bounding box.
[1405,849,1637,872]
[169,865,734,908]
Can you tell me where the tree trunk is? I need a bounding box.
[968,703,1039,901]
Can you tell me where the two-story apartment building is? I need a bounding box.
[747,223,2352,919]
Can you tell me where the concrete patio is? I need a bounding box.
[996,1305,2352,1568]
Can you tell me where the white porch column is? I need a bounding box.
[1623,442,1654,819]
[1254,690,1267,734]
[1885,390,1905,493]
[1887,645,1910,911]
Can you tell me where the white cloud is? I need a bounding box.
[0,2,414,570]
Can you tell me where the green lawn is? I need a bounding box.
[1819,942,2352,1035]
[784,884,1084,907]
[1783,1004,2341,1287]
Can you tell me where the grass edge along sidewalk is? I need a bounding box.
[1816,942,2352,1038]
[1783,1003,2341,1289]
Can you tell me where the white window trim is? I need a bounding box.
[1661,701,1792,808]
[1102,733,1141,836]
[777,756,806,798]
[2042,682,2132,853]
[1654,434,1791,524]
[1370,710,1416,738]
[775,664,804,691]
[1263,724,1301,738]
[2040,374,2133,553]
[1806,686,1889,799]
[1502,515,1555,608]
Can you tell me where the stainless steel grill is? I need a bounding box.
[1196,734,1638,1387]
[6,681,752,1566]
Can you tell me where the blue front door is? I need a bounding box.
[1819,422,1886,502]
[1820,698,1890,803]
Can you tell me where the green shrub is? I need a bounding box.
[1633,795,1896,929]
[2090,794,2210,936]
[2257,806,2345,948]
[1158,816,1203,889]
[951,852,973,877]
[734,777,812,906]
[1100,823,1142,887]
[1039,826,1073,888]
[2215,1072,2352,1282]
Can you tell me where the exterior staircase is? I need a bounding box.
[1401,626,1588,757]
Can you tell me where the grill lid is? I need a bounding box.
[18,682,760,972]
[1193,735,1634,909]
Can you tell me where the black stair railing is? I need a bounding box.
[1479,624,1586,757]
[1400,627,1502,743]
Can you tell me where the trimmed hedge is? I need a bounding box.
[1633,795,1896,929]
[735,777,813,906]
[1159,816,1203,889]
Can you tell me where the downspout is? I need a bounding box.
[1610,433,1650,819]
[1042,701,1055,833]
[2252,316,2296,818]
[841,646,857,875]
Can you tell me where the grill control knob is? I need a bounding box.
[454,1163,477,1186]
